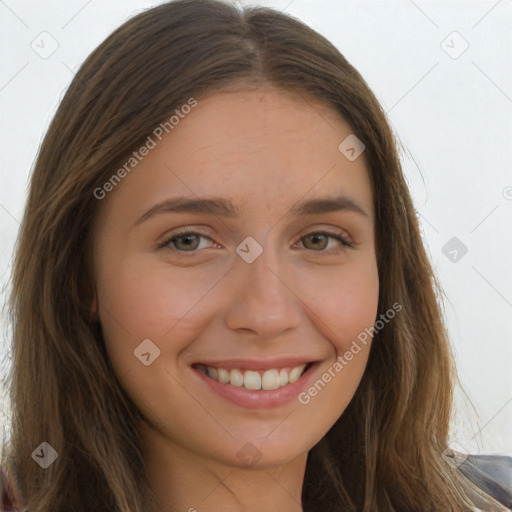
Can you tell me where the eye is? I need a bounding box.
[159,229,215,252]
[297,231,354,252]
[158,228,354,254]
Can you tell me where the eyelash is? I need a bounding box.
[158,228,354,255]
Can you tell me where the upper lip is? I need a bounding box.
[192,357,319,371]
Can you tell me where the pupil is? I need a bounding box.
[179,235,198,250]
[309,234,326,249]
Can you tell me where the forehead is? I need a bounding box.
[169,87,357,167]
[97,87,374,223]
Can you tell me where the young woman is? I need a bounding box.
[1,0,510,510]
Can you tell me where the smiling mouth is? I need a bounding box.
[192,362,315,391]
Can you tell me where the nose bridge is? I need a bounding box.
[246,243,285,300]
[223,236,302,336]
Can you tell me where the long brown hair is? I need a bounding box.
[1,0,502,510]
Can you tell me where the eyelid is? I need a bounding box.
[293,221,354,246]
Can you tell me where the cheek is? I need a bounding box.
[95,254,224,369]
[296,255,380,352]
[292,259,378,429]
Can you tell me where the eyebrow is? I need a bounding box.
[135,194,369,226]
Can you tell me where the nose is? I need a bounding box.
[223,242,303,339]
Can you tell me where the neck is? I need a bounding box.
[140,423,307,512]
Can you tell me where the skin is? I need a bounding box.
[91,87,379,512]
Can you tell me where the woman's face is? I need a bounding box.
[92,87,379,470]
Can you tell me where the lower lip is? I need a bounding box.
[192,363,319,409]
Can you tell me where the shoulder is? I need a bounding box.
[458,453,512,511]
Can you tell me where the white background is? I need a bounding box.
[1,0,511,455]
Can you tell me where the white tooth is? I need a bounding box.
[279,368,288,387]
[243,370,262,390]
[261,369,280,390]
[288,364,307,383]
[217,367,230,383]
[206,366,218,379]
[229,369,244,387]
